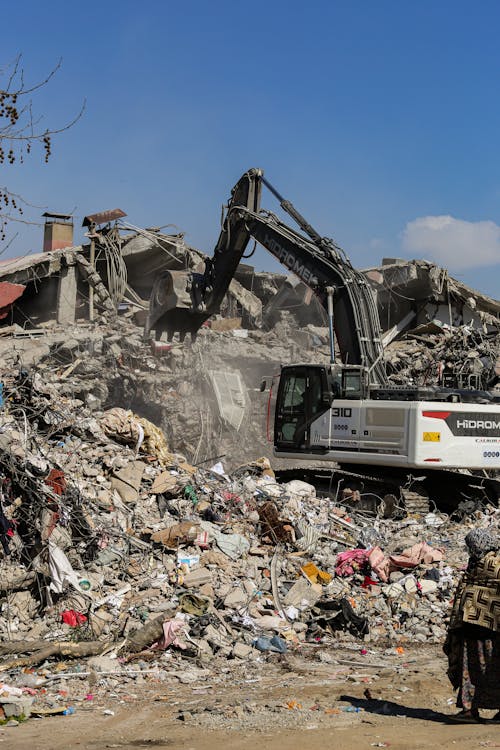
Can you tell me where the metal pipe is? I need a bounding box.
[327,285,335,364]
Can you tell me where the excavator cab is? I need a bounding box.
[274,364,370,454]
[274,365,331,451]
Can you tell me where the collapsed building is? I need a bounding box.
[0,213,499,722]
[0,219,499,463]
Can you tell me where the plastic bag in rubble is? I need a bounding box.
[48,540,91,596]
[61,609,87,627]
[200,521,250,560]
[151,616,188,650]
[357,526,382,549]
[252,635,287,653]
[283,479,316,504]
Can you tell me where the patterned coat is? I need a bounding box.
[449,551,500,632]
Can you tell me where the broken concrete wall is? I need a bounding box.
[113,230,201,303]
[365,258,500,338]
[262,276,327,329]
[0,250,85,327]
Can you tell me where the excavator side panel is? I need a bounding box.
[274,398,500,470]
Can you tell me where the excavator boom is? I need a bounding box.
[146,169,386,384]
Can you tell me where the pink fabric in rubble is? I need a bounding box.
[367,546,388,580]
[369,541,444,582]
[335,549,371,577]
[151,618,187,650]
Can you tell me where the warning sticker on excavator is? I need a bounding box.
[423,432,440,442]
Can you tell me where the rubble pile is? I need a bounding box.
[0,353,498,721]
[385,325,500,389]
[0,241,499,725]
[0,314,331,468]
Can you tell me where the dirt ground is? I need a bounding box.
[4,644,499,750]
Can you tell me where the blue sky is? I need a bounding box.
[2,1,500,299]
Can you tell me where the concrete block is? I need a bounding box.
[232,642,253,659]
[0,697,34,718]
[183,567,212,587]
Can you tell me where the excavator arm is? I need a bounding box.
[146,168,262,341]
[146,169,387,385]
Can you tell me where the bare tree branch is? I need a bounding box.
[0,99,86,141]
[0,55,85,249]
[0,230,18,254]
[3,54,21,92]
[15,57,63,96]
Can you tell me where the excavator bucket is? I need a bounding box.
[144,169,263,342]
[145,269,208,341]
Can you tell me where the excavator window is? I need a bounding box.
[280,374,307,442]
[342,369,363,399]
[275,366,330,451]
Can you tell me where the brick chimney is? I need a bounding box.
[43,212,74,252]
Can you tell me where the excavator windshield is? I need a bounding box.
[275,365,330,451]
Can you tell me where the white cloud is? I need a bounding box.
[402,215,500,270]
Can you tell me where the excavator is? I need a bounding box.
[146,168,500,509]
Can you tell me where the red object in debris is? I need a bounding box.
[150,340,173,357]
[195,531,209,549]
[0,281,25,319]
[361,575,379,588]
[61,610,87,627]
[222,491,242,505]
[45,469,66,495]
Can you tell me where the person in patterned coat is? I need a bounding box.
[444,528,500,723]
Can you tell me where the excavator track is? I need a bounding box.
[274,464,500,515]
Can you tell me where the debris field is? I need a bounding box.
[0,228,498,730]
